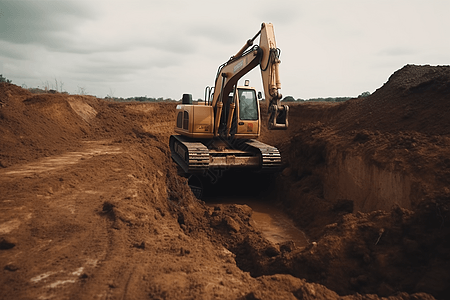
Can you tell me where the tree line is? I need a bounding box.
[282,91,371,103]
[105,96,176,102]
[1,74,371,102]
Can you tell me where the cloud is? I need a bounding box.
[0,40,33,60]
[1,0,450,99]
[0,0,97,52]
[378,47,417,57]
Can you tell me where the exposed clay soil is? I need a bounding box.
[1,64,449,299]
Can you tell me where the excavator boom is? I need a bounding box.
[211,23,288,131]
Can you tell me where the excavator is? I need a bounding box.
[169,23,289,197]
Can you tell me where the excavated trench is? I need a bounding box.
[188,135,444,298]
[205,195,309,248]
[191,169,310,276]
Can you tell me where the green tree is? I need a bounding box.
[358,91,371,98]
[0,74,12,83]
[282,95,295,102]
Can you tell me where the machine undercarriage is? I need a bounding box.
[169,135,281,174]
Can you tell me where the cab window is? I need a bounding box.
[238,89,258,120]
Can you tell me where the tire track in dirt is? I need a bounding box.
[1,141,121,178]
[0,140,138,299]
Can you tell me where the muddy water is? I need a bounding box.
[206,197,309,247]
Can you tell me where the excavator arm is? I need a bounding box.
[258,23,289,130]
[211,22,289,133]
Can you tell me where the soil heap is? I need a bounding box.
[267,65,450,298]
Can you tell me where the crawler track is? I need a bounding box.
[169,135,282,173]
[169,135,209,173]
[244,139,281,171]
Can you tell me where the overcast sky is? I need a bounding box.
[1,0,449,100]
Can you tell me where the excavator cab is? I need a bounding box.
[238,89,258,121]
[235,86,260,137]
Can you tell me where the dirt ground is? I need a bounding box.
[1,64,449,299]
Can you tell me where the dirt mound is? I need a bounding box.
[0,83,94,167]
[0,83,175,167]
[333,64,450,135]
[270,65,450,298]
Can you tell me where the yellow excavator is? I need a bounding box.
[170,23,288,194]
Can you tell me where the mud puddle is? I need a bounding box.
[206,197,308,247]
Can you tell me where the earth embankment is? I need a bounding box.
[260,65,450,298]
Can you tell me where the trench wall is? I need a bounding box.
[322,153,413,212]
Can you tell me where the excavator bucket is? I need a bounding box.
[268,104,289,130]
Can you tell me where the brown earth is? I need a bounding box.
[0,64,449,299]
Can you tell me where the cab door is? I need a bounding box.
[236,88,260,137]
